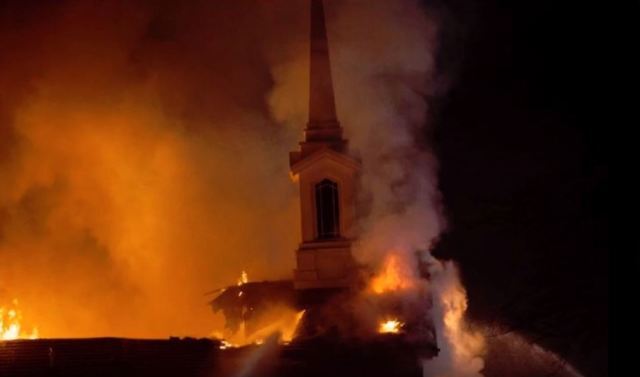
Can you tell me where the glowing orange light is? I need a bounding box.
[281,310,305,343]
[218,339,237,350]
[237,271,248,286]
[370,253,415,294]
[212,308,305,347]
[1,299,39,341]
[378,318,403,334]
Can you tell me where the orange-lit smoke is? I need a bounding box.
[269,0,450,349]
[370,252,417,294]
[368,252,421,336]
[269,0,446,298]
[0,0,446,340]
[0,0,310,338]
[212,272,305,347]
[268,2,485,375]
[423,258,486,377]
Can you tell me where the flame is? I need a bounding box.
[236,271,248,297]
[242,308,305,345]
[213,307,305,348]
[281,309,305,343]
[378,318,403,334]
[237,271,249,286]
[1,299,39,341]
[219,339,237,350]
[370,252,415,294]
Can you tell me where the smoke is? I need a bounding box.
[271,0,445,268]
[0,0,451,341]
[0,0,309,338]
[334,0,444,266]
[278,1,486,375]
[423,258,485,377]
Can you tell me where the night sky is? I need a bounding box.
[430,0,608,375]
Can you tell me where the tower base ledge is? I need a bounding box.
[293,243,356,290]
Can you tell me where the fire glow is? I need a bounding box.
[367,250,487,376]
[212,271,306,348]
[367,252,420,337]
[237,270,248,297]
[370,253,416,294]
[378,319,403,334]
[237,271,249,286]
[0,299,39,341]
[214,309,305,349]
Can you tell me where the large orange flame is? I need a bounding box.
[368,251,418,336]
[0,299,39,341]
[370,252,416,294]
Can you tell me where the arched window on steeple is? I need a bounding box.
[315,179,340,239]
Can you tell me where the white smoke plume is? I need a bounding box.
[275,1,488,375]
[272,2,486,375]
[422,256,486,377]
[269,0,446,265]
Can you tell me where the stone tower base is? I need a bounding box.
[293,239,357,290]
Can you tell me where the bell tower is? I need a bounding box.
[290,0,360,290]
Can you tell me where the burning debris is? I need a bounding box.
[209,255,438,354]
[207,0,439,353]
[208,272,304,346]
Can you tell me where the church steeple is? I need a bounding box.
[305,0,344,143]
[289,0,360,290]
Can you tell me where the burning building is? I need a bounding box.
[0,0,599,375]
[210,0,364,337]
[209,0,437,352]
